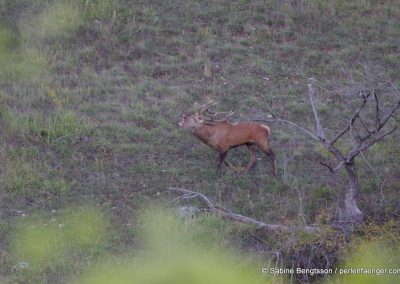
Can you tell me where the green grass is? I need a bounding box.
[1,0,400,282]
[1,108,88,144]
[0,146,69,198]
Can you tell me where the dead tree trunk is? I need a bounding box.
[343,162,363,223]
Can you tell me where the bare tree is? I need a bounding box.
[258,73,400,225]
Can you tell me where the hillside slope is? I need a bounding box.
[0,0,399,282]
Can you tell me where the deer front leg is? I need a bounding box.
[241,144,257,174]
[217,151,228,170]
[217,150,242,173]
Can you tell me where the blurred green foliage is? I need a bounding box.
[77,207,263,284]
[0,26,48,84]
[332,242,400,284]
[6,207,400,283]
[11,207,109,271]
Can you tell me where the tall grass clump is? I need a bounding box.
[42,110,89,144]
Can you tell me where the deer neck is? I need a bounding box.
[192,123,215,141]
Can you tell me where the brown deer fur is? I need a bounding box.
[179,113,277,176]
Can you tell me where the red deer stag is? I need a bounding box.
[178,101,277,176]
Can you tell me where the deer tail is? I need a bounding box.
[260,124,271,136]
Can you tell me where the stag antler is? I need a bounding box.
[193,100,234,122]
[196,100,218,115]
[204,109,235,122]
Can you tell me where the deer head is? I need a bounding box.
[178,112,204,129]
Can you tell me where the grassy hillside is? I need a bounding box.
[1,0,399,283]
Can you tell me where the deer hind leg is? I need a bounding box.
[241,143,257,174]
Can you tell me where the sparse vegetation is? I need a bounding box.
[0,0,399,283]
